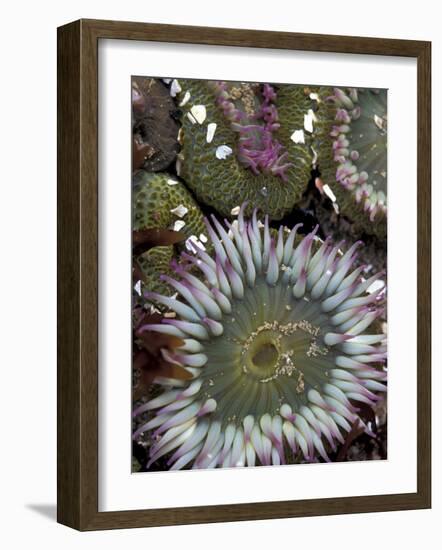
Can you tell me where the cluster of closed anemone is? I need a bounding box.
[133,205,387,470]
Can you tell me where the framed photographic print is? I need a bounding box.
[57,19,431,530]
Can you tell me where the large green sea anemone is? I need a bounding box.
[175,80,313,220]
[133,205,387,469]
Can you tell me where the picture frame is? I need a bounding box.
[57,18,431,531]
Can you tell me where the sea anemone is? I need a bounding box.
[133,170,206,297]
[133,171,205,238]
[175,80,313,220]
[133,205,387,469]
[314,88,387,237]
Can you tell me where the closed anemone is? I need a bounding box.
[175,80,313,221]
[327,88,387,229]
[133,204,387,469]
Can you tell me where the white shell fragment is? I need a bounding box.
[170,204,189,218]
[199,233,208,243]
[179,91,191,107]
[304,109,317,133]
[187,112,197,124]
[185,235,206,253]
[167,178,179,186]
[134,280,141,296]
[216,145,233,160]
[367,279,385,294]
[374,114,385,131]
[206,122,217,143]
[311,146,318,166]
[290,129,305,144]
[149,304,162,316]
[322,184,337,202]
[227,219,238,238]
[170,79,182,97]
[304,113,314,133]
[230,206,241,216]
[190,105,207,124]
[173,220,186,232]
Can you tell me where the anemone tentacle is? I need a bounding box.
[134,207,387,468]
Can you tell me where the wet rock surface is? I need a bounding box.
[132,77,180,171]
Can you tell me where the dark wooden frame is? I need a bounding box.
[57,18,431,531]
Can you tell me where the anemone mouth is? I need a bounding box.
[247,337,280,373]
[134,204,387,470]
[212,81,293,180]
[198,280,334,423]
